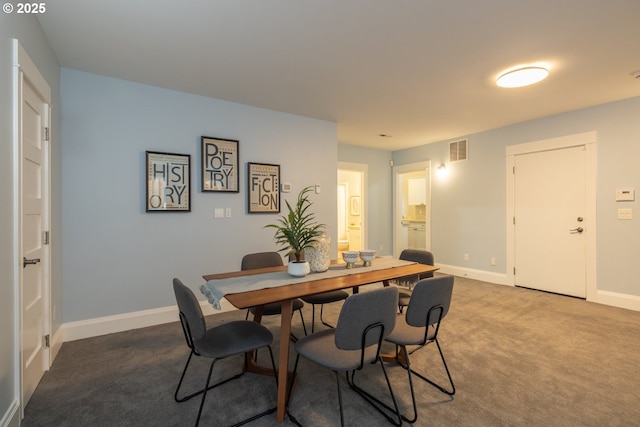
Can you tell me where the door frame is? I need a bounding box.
[338,162,368,251]
[13,39,52,417]
[392,161,431,257]
[506,131,597,301]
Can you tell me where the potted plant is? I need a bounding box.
[265,186,325,276]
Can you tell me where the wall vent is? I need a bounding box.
[449,139,468,162]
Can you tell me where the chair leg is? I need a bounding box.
[310,305,316,334]
[228,348,279,427]
[334,370,345,427]
[285,354,303,425]
[297,308,308,336]
[397,345,418,423]
[196,346,278,427]
[319,304,336,329]
[407,338,455,396]
[175,351,243,403]
[310,303,336,334]
[195,358,218,426]
[174,351,195,402]
[347,361,402,427]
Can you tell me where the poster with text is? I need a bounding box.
[248,162,280,213]
[201,136,239,192]
[146,151,191,212]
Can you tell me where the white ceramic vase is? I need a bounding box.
[288,261,310,277]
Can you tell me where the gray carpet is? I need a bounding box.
[22,276,640,426]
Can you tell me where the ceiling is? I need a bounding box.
[37,0,640,150]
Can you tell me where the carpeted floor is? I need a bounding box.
[22,276,640,426]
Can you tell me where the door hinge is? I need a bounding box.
[512,166,515,174]
[45,334,50,348]
[43,127,49,141]
[43,230,50,245]
[513,267,516,275]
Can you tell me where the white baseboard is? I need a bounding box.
[61,298,237,342]
[593,289,640,312]
[50,324,64,364]
[437,263,510,285]
[438,264,640,312]
[57,267,640,344]
[0,400,19,427]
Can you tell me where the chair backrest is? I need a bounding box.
[399,249,435,279]
[334,286,398,351]
[173,278,207,343]
[241,252,284,270]
[406,275,454,329]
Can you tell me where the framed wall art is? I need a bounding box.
[247,162,280,213]
[350,196,361,216]
[146,151,191,212]
[201,136,239,192]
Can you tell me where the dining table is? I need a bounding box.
[201,257,438,423]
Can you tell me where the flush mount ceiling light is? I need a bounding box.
[496,65,549,88]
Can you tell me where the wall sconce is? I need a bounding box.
[436,163,448,177]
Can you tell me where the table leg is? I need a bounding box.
[276,299,293,422]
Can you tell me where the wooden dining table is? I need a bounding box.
[202,259,438,423]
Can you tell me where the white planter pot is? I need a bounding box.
[288,261,310,277]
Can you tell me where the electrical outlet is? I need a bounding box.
[225,208,231,218]
[464,254,469,261]
[491,257,496,266]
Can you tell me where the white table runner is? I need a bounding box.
[200,258,415,310]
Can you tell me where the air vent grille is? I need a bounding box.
[449,139,468,162]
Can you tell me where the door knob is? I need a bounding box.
[23,257,41,268]
[569,227,584,233]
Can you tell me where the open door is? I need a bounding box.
[14,39,52,417]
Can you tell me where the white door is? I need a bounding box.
[513,145,586,297]
[16,41,51,413]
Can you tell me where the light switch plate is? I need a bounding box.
[214,208,224,218]
[615,189,635,201]
[618,208,632,220]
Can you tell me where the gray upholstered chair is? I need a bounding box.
[397,249,435,311]
[385,274,455,423]
[241,252,307,337]
[288,287,402,426]
[172,278,277,427]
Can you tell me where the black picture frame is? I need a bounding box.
[247,162,280,213]
[146,151,191,212]
[201,136,239,192]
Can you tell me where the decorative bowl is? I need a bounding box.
[359,250,376,266]
[342,251,359,268]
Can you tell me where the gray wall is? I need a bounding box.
[391,96,640,297]
[1,13,60,426]
[60,69,338,322]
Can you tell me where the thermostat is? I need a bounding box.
[281,183,292,193]
[615,189,635,201]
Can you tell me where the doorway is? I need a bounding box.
[506,132,597,299]
[393,161,431,258]
[14,39,52,417]
[337,162,367,256]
